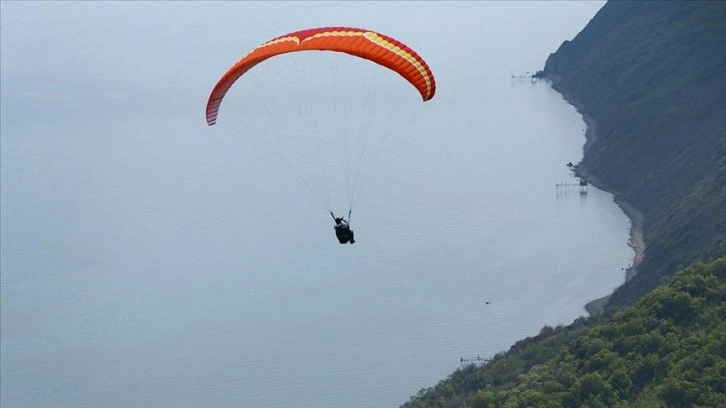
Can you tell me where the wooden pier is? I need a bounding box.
[556,179,590,195]
[460,355,490,368]
[511,72,540,83]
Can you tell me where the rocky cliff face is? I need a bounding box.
[400,4,726,405]
[543,0,726,308]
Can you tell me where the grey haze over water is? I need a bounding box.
[0,2,628,407]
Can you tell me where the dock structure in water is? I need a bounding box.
[556,179,590,195]
[459,355,490,368]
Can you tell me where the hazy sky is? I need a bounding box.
[1,1,605,126]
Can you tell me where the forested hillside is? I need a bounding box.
[543,0,726,308]
[403,259,725,408]
[402,2,726,406]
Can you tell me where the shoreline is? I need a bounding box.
[546,77,646,316]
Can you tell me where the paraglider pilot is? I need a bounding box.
[330,212,355,244]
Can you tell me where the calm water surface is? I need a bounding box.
[0,2,629,407]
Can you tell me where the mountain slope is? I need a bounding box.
[543,0,726,308]
[402,2,726,406]
[403,258,726,408]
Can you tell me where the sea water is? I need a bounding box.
[1,2,628,407]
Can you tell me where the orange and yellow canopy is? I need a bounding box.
[206,26,436,126]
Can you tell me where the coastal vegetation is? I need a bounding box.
[403,258,725,408]
[403,2,725,406]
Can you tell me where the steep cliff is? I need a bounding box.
[544,0,726,308]
[402,2,726,406]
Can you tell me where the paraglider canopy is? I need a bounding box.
[204,26,436,226]
[206,26,436,126]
